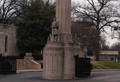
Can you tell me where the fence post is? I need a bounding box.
[0,54,2,74]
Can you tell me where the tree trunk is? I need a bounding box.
[95,42,99,61]
[95,31,100,61]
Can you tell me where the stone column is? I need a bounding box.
[56,0,71,34]
[43,0,82,79]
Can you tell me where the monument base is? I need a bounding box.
[43,34,82,79]
[43,41,63,79]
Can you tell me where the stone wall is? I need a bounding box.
[0,24,23,56]
[17,56,41,70]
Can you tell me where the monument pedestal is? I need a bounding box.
[43,34,82,79]
[43,41,64,79]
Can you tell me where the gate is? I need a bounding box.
[0,56,17,74]
[0,55,2,74]
[74,55,92,77]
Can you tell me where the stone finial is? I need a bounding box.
[25,52,32,57]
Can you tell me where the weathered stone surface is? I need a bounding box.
[43,34,82,79]
[43,0,82,79]
[17,56,41,70]
[0,24,24,56]
[43,42,64,79]
[56,0,71,34]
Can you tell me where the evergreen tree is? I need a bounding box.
[15,2,55,52]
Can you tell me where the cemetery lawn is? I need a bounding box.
[91,61,120,69]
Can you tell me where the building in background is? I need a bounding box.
[0,24,23,56]
[99,51,119,62]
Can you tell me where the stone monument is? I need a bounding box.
[43,0,82,79]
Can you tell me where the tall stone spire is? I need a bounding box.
[56,0,71,34]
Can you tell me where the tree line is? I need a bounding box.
[1,0,120,61]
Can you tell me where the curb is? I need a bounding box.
[17,69,43,73]
[17,69,120,73]
[92,69,120,72]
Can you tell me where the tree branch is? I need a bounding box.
[87,0,97,12]
[99,20,120,30]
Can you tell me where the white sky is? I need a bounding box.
[72,0,84,2]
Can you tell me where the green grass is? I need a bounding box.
[91,61,120,69]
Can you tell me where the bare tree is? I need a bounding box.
[110,42,120,62]
[100,36,110,50]
[0,0,55,24]
[73,0,120,61]
[110,42,120,50]
[0,0,22,24]
[72,21,108,57]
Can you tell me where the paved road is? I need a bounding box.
[0,71,120,82]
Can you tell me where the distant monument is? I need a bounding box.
[43,0,82,79]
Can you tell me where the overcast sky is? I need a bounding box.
[72,0,84,2]
[73,0,120,46]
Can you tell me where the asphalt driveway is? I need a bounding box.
[0,71,120,82]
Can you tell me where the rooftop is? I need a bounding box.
[99,51,118,55]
